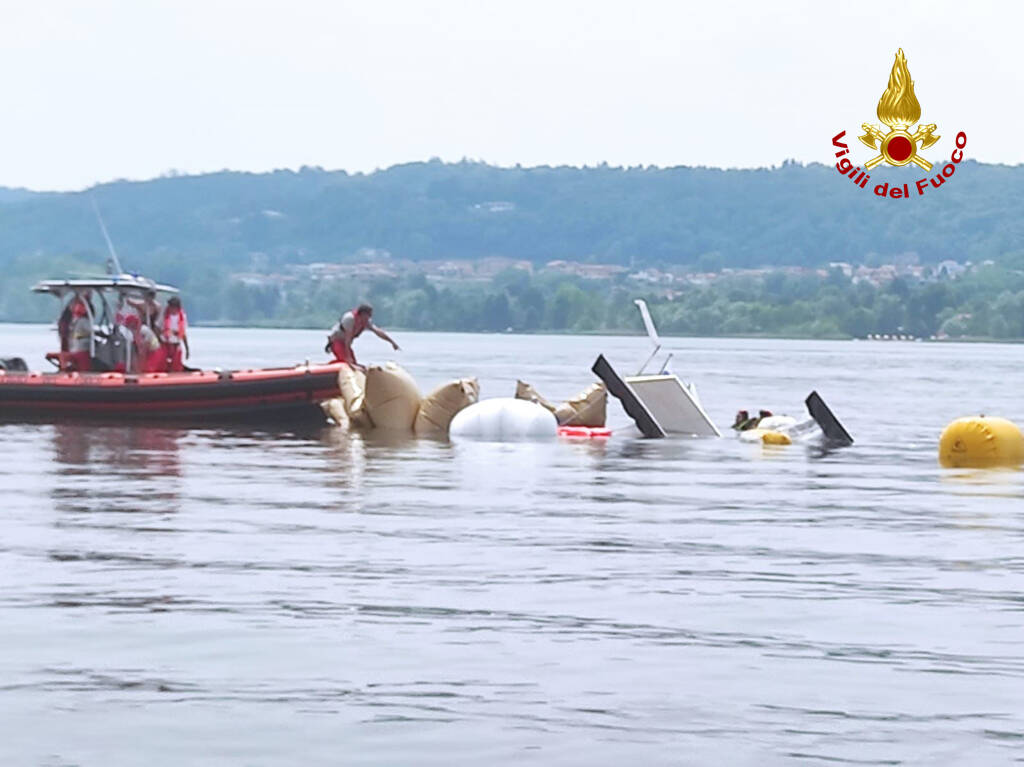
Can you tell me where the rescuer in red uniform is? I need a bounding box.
[65,297,93,372]
[123,314,165,373]
[161,296,190,373]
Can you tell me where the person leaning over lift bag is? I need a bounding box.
[325,303,399,372]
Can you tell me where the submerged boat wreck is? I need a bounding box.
[590,299,721,438]
[594,300,853,447]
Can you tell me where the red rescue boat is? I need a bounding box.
[0,275,341,422]
[0,364,345,421]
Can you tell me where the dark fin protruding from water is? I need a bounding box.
[805,391,853,446]
[592,354,666,438]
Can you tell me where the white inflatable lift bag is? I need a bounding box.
[449,398,557,440]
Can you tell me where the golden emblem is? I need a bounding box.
[858,49,939,171]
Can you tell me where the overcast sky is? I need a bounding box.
[0,0,1015,190]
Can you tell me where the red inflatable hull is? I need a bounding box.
[0,363,343,422]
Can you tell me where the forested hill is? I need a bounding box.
[0,159,1021,275]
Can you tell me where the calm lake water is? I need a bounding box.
[1,323,1023,766]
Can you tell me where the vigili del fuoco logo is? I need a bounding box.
[831,49,966,199]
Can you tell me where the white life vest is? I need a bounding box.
[138,324,161,352]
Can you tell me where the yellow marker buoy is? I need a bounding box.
[761,430,792,446]
[938,416,1024,468]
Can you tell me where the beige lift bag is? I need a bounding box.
[415,378,480,435]
[338,364,372,428]
[515,380,606,427]
[363,362,422,431]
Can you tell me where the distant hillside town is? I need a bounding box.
[232,254,981,294]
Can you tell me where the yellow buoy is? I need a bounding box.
[761,430,792,445]
[938,416,1024,468]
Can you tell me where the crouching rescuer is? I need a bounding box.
[326,303,399,372]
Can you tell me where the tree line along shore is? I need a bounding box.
[1,159,1022,339]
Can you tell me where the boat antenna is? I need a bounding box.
[634,299,662,375]
[91,196,123,276]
